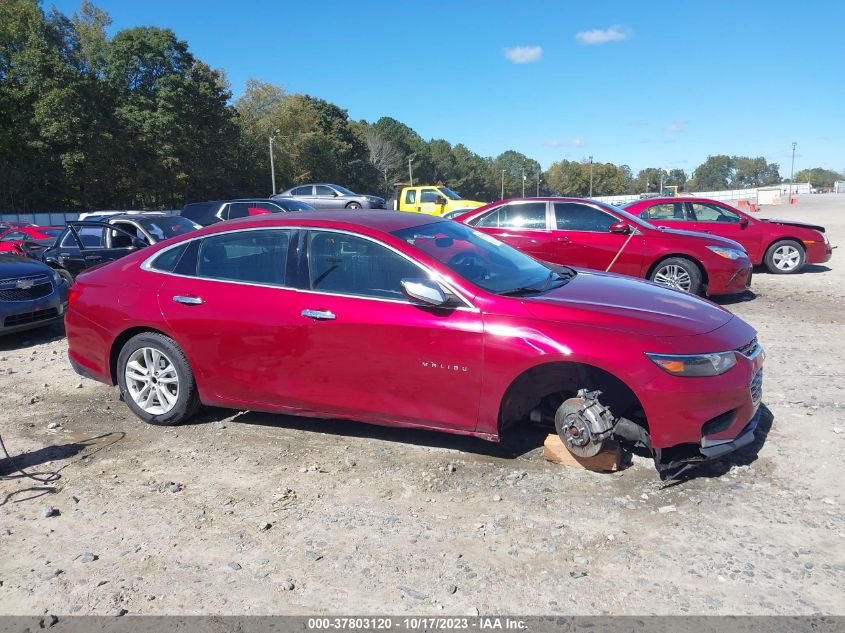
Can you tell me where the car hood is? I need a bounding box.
[761,218,825,233]
[646,226,745,250]
[455,200,485,208]
[520,269,733,337]
[0,253,51,279]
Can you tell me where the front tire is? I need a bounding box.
[649,257,703,295]
[117,332,200,425]
[345,202,362,209]
[764,239,805,274]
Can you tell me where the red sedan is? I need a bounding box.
[454,198,752,296]
[0,226,63,255]
[621,197,833,274]
[65,211,764,479]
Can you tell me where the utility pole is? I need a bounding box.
[789,141,797,196]
[521,167,525,197]
[408,153,416,186]
[588,156,594,197]
[269,134,277,195]
[660,171,665,195]
[536,171,540,196]
[501,169,505,199]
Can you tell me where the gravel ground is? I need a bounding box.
[0,195,843,616]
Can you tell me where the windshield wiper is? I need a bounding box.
[499,268,575,297]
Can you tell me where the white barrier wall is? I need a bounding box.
[592,182,811,206]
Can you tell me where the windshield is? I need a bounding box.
[393,221,571,295]
[332,185,356,196]
[437,187,462,200]
[141,216,201,242]
[41,229,63,237]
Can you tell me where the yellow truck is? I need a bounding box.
[392,184,486,216]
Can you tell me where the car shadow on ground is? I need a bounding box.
[660,404,774,486]
[194,407,550,460]
[0,431,125,505]
[0,322,65,351]
[712,290,757,306]
[751,264,831,275]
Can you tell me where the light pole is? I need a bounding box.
[659,170,665,195]
[501,169,506,199]
[588,156,594,197]
[789,141,797,196]
[269,132,278,196]
[536,171,540,196]
[521,167,525,197]
[407,153,416,186]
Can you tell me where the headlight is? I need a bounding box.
[706,245,746,260]
[646,351,737,377]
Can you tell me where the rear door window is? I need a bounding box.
[292,186,313,196]
[197,230,291,286]
[640,203,686,221]
[470,202,547,229]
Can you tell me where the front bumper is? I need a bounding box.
[0,281,68,336]
[706,258,753,295]
[806,240,833,265]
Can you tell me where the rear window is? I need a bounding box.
[181,203,219,224]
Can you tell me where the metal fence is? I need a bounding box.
[592,182,812,206]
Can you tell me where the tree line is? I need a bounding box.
[2,0,841,212]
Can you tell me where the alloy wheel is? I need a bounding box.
[124,347,180,415]
[772,244,801,271]
[652,264,692,292]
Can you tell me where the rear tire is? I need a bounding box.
[117,332,200,426]
[648,257,703,295]
[764,239,805,274]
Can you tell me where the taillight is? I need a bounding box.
[68,287,82,306]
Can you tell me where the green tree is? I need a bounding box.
[793,167,843,189]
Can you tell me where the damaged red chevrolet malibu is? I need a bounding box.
[65,211,764,479]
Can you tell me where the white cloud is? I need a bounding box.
[575,25,629,45]
[544,137,584,149]
[503,46,543,64]
[665,120,687,133]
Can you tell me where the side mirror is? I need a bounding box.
[739,217,749,227]
[401,278,448,307]
[332,191,340,197]
[609,221,631,234]
[132,238,148,249]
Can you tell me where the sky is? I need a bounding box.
[50,0,845,174]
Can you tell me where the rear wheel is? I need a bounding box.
[649,257,703,294]
[764,239,805,274]
[117,332,200,425]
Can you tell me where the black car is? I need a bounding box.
[180,198,314,226]
[0,254,68,336]
[42,214,200,283]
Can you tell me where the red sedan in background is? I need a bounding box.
[621,197,833,274]
[454,198,752,296]
[0,226,63,255]
[65,211,764,479]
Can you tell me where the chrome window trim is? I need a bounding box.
[140,225,479,312]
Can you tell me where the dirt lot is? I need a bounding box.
[0,196,843,616]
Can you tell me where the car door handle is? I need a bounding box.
[173,295,203,306]
[301,309,336,321]
[84,255,102,261]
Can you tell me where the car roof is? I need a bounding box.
[192,210,443,235]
